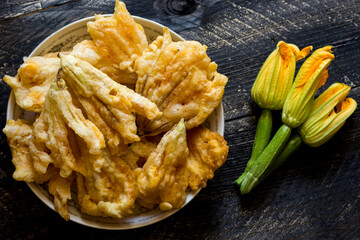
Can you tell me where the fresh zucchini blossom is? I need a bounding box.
[282,46,334,128]
[299,83,357,147]
[251,41,312,110]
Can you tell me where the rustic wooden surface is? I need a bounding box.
[1,0,360,239]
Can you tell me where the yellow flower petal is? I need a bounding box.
[288,44,313,61]
[299,82,356,147]
[310,83,350,118]
[282,46,334,128]
[251,41,309,110]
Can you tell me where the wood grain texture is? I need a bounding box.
[1,0,360,239]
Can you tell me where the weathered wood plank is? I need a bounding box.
[0,1,41,20]
[0,0,82,21]
[0,0,37,9]
[40,0,79,9]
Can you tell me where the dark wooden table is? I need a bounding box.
[1,0,360,239]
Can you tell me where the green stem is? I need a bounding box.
[269,134,302,173]
[234,109,272,185]
[239,124,292,194]
[257,134,303,184]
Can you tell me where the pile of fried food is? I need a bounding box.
[3,1,228,220]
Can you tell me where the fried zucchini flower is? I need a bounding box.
[76,150,138,218]
[3,53,60,112]
[300,83,357,147]
[71,0,148,85]
[59,54,162,144]
[187,126,228,190]
[121,137,158,169]
[33,80,105,178]
[135,28,228,135]
[48,172,73,221]
[3,119,53,182]
[135,119,189,210]
[282,46,334,128]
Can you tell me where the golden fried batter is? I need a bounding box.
[121,137,158,169]
[28,135,52,175]
[120,148,140,170]
[4,114,74,221]
[3,119,52,182]
[136,119,189,210]
[33,94,74,178]
[135,28,228,135]
[50,80,105,155]
[3,53,60,112]
[76,150,137,218]
[66,126,95,178]
[74,92,128,156]
[71,0,148,85]
[60,54,161,144]
[48,172,73,221]
[4,0,147,114]
[187,126,228,190]
[33,80,105,178]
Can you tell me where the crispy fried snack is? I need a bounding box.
[135,28,228,135]
[136,119,189,210]
[120,149,140,170]
[121,137,158,169]
[130,138,157,157]
[3,119,74,221]
[28,134,52,175]
[48,172,73,221]
[60,54,162,144]
[187,126,228,190]
[76,150,137,218]
[33,80,105,178]
[4,0,147,114]
[3,53,60,112]
[3,85,105,220]
[3,119,53,182]
[71,0,148,85]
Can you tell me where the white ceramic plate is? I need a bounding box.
[6,15,224,229]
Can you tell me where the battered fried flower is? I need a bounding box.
[135,28,228,135]
[48,172,73,221]
[136,119,189,210]
[76,150,137,218]
[72,90,127,156]
[121,137,158,169]
[33,80,105,178]
[28,134,52,175]
[60,54,162,144]
[3,53,60,112]
[4,0,148,114]
[71,0,148,85]
[187,126,228,190]
[3,119,53,182]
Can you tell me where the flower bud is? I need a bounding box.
[282,46,334,128]
[299,83,357,147]
[251,41,312,110]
